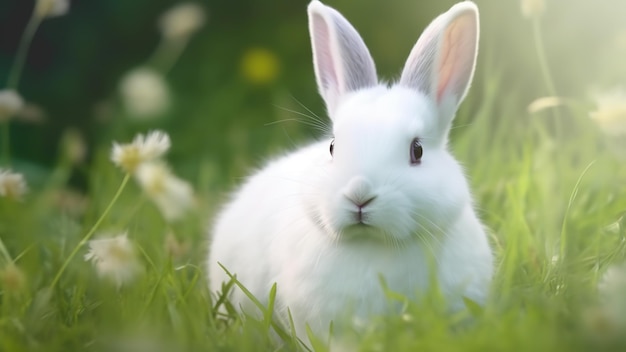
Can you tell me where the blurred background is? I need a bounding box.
[1,0,625,188]
[2,2,626,348]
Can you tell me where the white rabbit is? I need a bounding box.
[208,0,493,342]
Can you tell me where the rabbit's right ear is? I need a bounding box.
[399,2,479,135]
[308,1,377,117]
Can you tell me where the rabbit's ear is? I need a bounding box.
[308,1,377,116]
[399,2,479,116]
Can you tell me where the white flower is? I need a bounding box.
[159,3,206,40]
[590,87,626,137]
[84,232,143,287]
[134,161,194,222]
[599,264,626,298]
[521,0,545,19]
[53,188,89,217]
[0,169,28,201]
[527,96,565,114]
[595,263,626,330]
[110,130,171,174]
[61,128,87,165]
[164,232,190,260]
[0,90,24,123]
[119,68,170,118]
[35,0,70,19]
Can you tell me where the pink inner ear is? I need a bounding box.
[436,14,474,103]
[312,13,338,92]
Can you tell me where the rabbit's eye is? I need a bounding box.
[330,138,335,157]
[410,138,423,165]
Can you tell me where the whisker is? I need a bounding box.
[272,105,331,134]
[289,94,323,121]
[450,122,473,130]
[411,223,442,267]
[266,115,329,134]
[411,212,451,242]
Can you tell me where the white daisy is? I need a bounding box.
[159,3,206,40]
[164,232,190,260]
[35,0,70,19]
[590,87,626,137]
[520,0,545,18]
[119,67,170,119]
[84,232,143,287]
[0,169,28,201]
[134,161,195,222]
[0,90,24,123]
[595,263,626,330]
[110,130,171,174]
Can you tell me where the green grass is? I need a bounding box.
[2,72,625,351]
[2,2,626,351]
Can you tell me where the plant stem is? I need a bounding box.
[559,161,595,260]
[2,123,9,166]
[0,236,14,265]
[49,173,131,289]
[531,19,557,97]
[146,37,189,75]
[7,15,42,89]
[3,13,43,165]
[531,18,562,136]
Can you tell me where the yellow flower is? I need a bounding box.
[84,232,143,287]
[159,3,206,40]
[0,169,28,201]
[35,0,70,19]
[521,0,545,18]
[241,48,280,85]
[0,89,24,123]
[110,130,171,174]
[134,161,194,222]
[589,87,626,137]
[119,68,170,118]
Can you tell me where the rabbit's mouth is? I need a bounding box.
[351,209,370,225]
[341,223,384,242]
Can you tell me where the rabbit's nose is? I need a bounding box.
[343,176,376,207]
[352,196,377,209]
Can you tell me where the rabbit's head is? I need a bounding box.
[305,1,480,244]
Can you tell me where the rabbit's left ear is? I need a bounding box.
[308,1,378,117]
[400,2,479,116]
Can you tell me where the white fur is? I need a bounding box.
[208,0,493,343]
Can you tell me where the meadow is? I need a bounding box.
[1,0,626,351]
